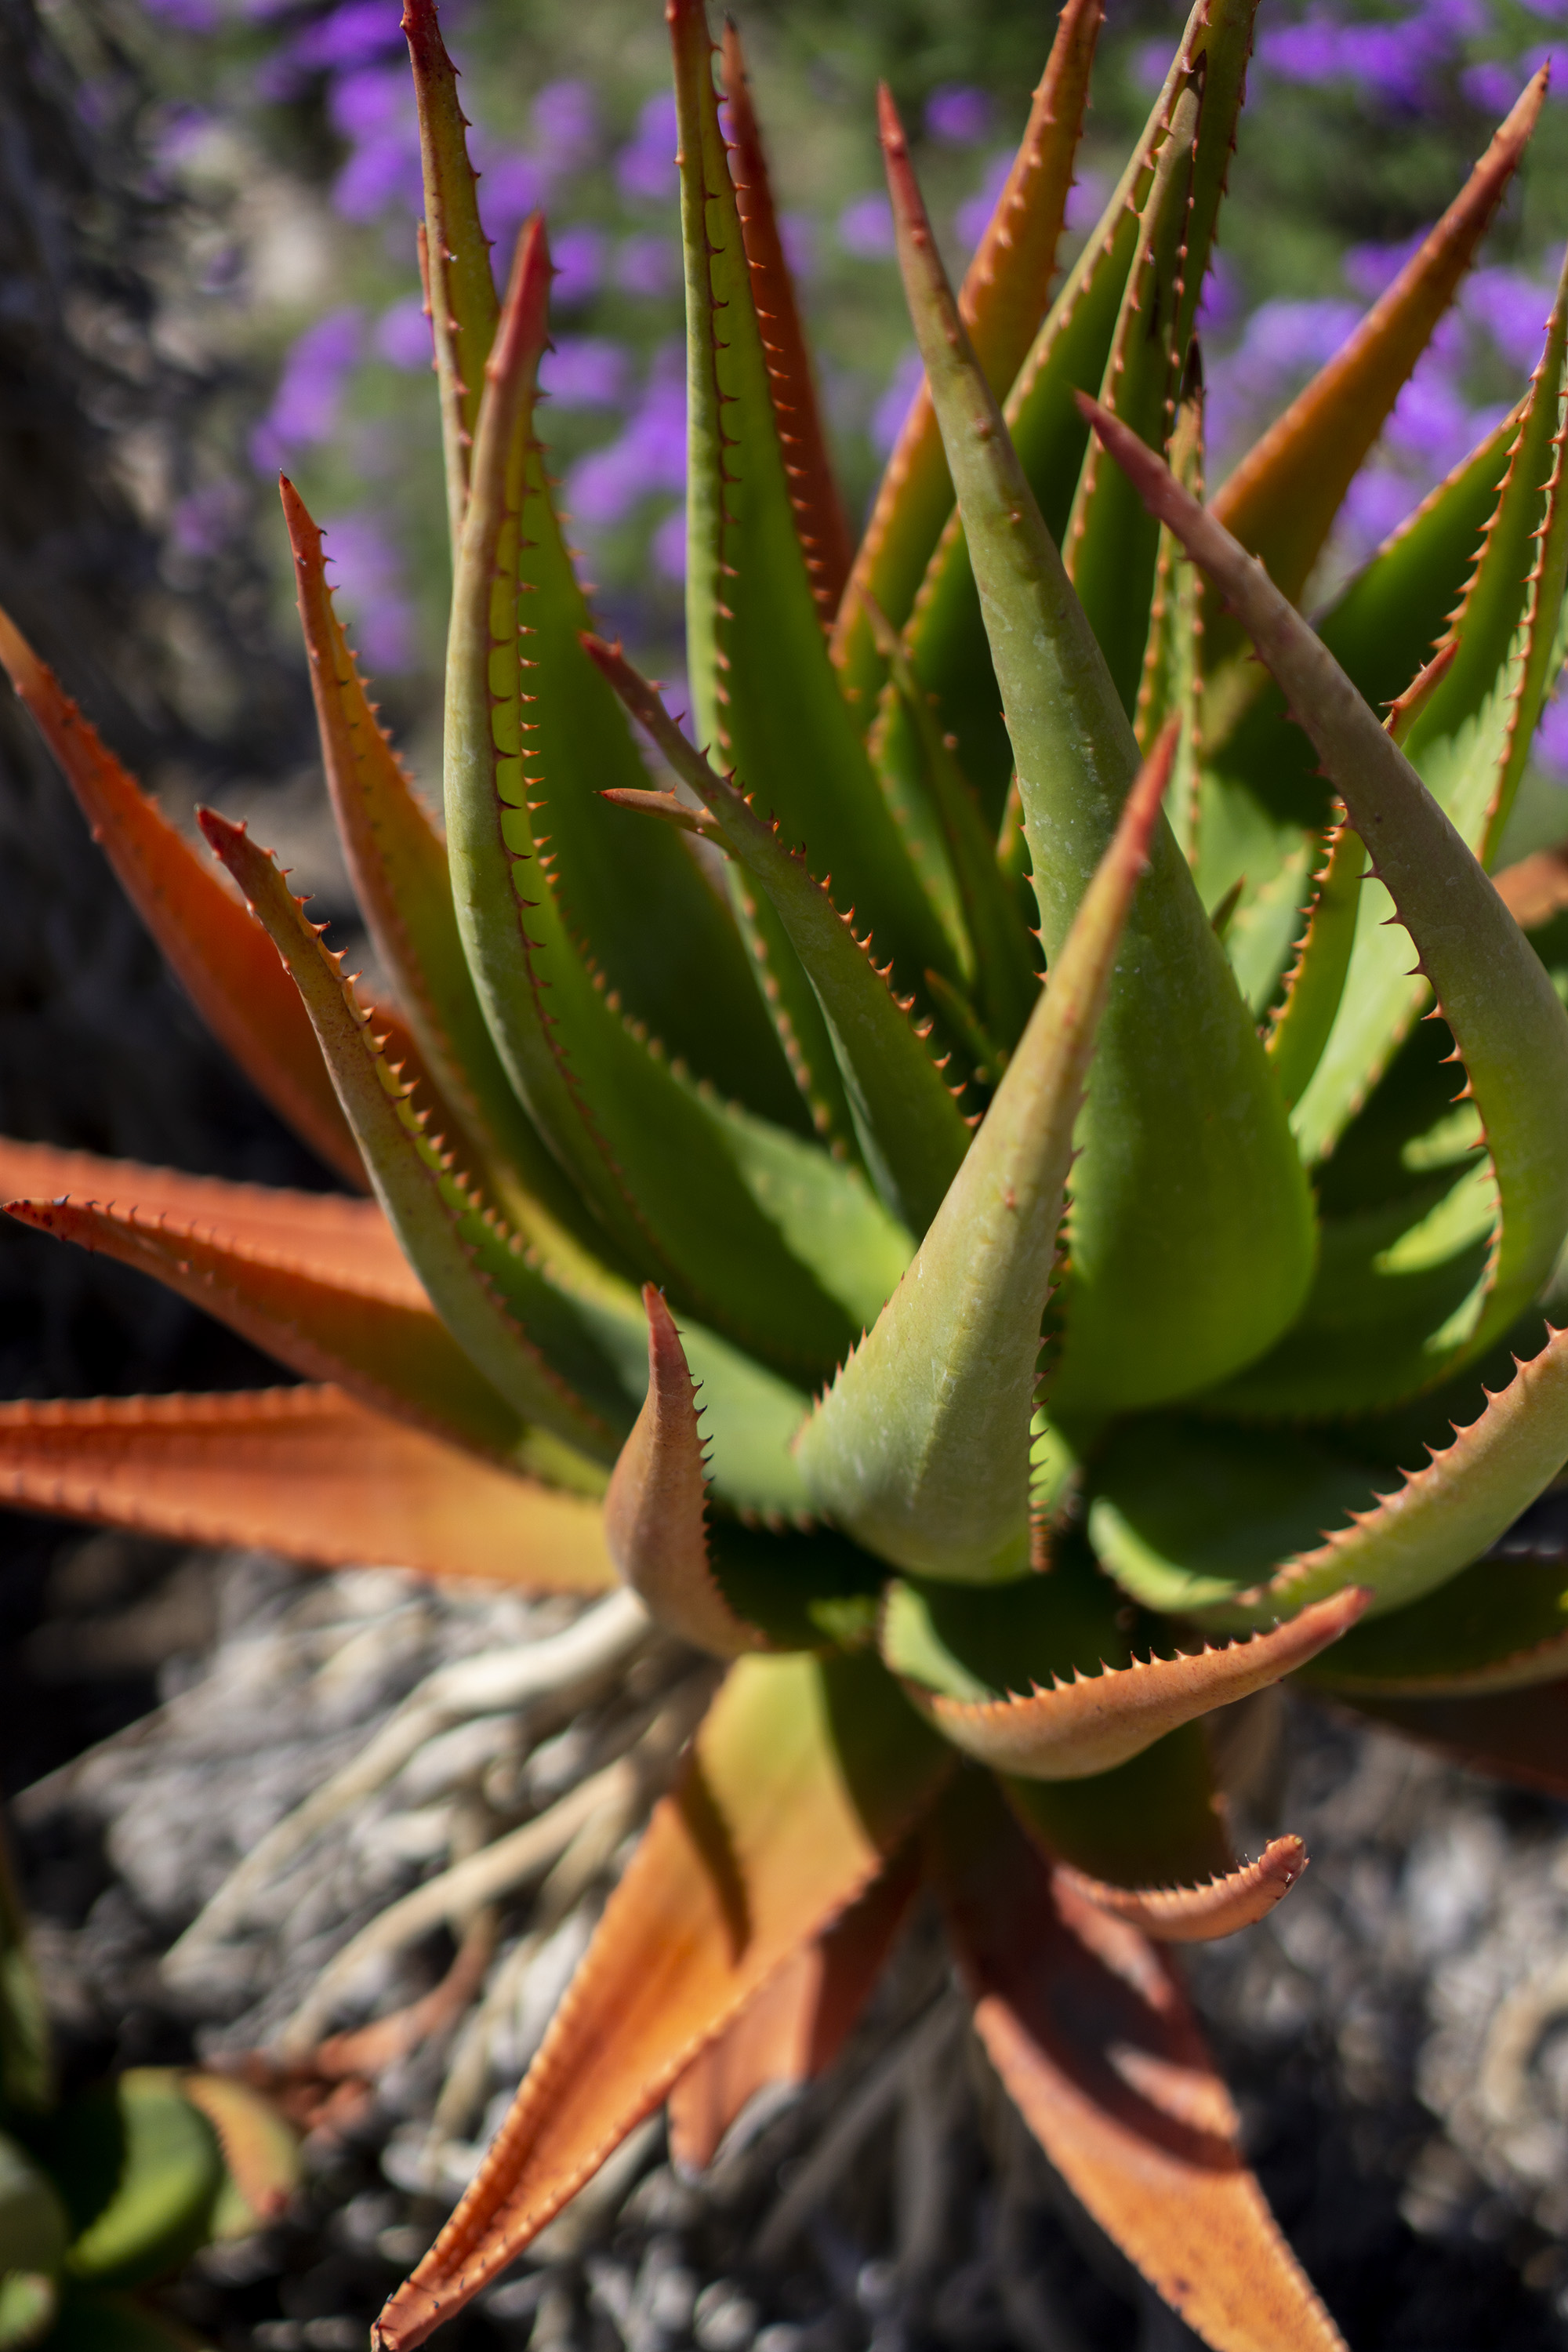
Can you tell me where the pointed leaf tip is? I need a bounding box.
[911,1588,1367,1779]
[604,1287,771,1657]
[1057,1835,1309,1944]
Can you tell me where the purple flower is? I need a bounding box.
[318,510,418,674]
[616,93,678,200]
[1133,36,1173,91]
[478,151,550,259]
[652,506,687,583]
[1463,266,1552,372]
[138,0,221,32]
[566,345,686,528]
[1196,250,1243,338]
[1534,688,1568,777]
[329,67,422,221]
[956,151,1014,256]
[1338,461,1425,556]
[171,481,245,558]
[839,194,895,260]
[1385,363,1473,475]
[873,348,925,457]
[539,336,630,410]
[1523,42,1568,94]
[290,1,406,74]
[925,83,992,146]
[533,78,597,171]
[251,309,364,472]
[376,295,432,371]
[1343,227,1428,302]
[613,235,678,298]
[1064,169,1109,233]
[1461,59,1524,113]
[551,224,605,308]
[1256,6,1470,111]
[779,212,816,283]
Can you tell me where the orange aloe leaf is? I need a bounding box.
[403,0,499,545]
[281,478,600,1252]
[1208,70,1546,619]
[5,1193,526,1462]
[373,1653,953,2347]
[0,1385,615,1588]
[897,1588,1367,1778]
[928,1773,1347,2352]
[1055,1835,1308,1945]
[832,0,1102,704]
[0,608,365,1190]
[603,1286,771,1657]
[720,21,853,624]
[1338,1676,1568,1800]
[1494,841,1568,931]
[0,1136,411,1293]
[178,2074,301,2234]
[666,1844,920,2172]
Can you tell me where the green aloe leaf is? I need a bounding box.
[281,475,613,1250]
[0,2271,55,2350]
[887,0,1225,824]
[0,1834,50,2118]
[442,223,898,1381]
[858,599,1039,1054]
[56,2074,222,2291]
[832,0,1102,707]
[1207,71,1545,635]
[1089,1327,1568,1631]
[603,1286,775,1657]
[1288,256,1568,1197]
[0,2132,67,2275]
[1134,383,1205,862]
[405,0,499,547]
[670,0,956,1015]
[880,1557,1363,1777]
[1084,389,1568,1408]
[586,638,970,1236]
[1263,820,1368,1112]
[198,809,621,1460]
[1300,1544,1568,1696]
[884,100,1315,1417]
[794,728,1177,1583]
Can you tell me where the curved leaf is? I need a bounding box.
[929,1776,1348,2352]
[884,123,1315,1415]
[901,1589,1365,1780]
[5,1191,535,1462]
[604,1287,772,1657]
[889,0,1213,824]
[720,21,852,623]
[282,476,618,1247]
[1263,820,1367,1111]
[796,728,1175,1582]
[60,2071,223,2290]
[586,637,970,1234]
[0,1385,616,1587]
[670,0,956,1013]
[403,0,498,544]
[1094,1325,1568,1632]
[0,608,364,1189]
[1208,70,1545,621]
[1083,390,1568,1406]
[1056,1837,1309,1945]
[831,0,1102,704]
[373,1653,953,2347]
[666,1847,918,2171]
[1337,1675,1568,1800]
[443,220,880,1379]
[1298,1544,1568,1696]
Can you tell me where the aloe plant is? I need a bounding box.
[2,0,1568,2340]
[0,1831,298,2349]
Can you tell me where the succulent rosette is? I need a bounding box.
[4,1,1568,2343]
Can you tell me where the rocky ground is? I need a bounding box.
[8,1531,1568,2352]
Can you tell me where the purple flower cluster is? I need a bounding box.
[1255,0,1566,113]
[250,307,363,473]
[315,510,417,673]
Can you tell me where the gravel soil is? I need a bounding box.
[9,1534,1568,2352]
